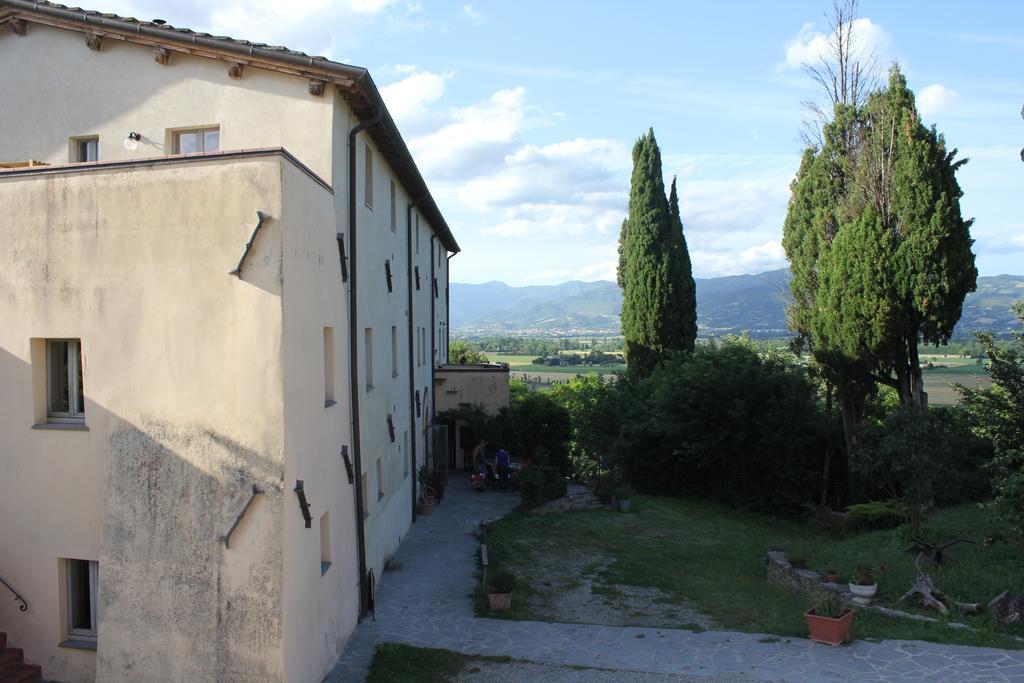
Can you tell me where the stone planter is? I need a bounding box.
[849,583,877,606]
[616,498,632,513]
[487,592,512,610]
[805,607,854,646]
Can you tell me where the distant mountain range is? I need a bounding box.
[451,270,1024,338]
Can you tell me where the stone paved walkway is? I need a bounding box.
[325,477,1024,682]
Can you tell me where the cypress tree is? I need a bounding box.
[667,177,698,351]
[618,129,697,376]
[783,66,977,458]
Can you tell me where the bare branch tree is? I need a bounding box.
[799,0,880,148]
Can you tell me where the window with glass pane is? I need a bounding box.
[67,559,98,642]
[75,137,98,162]
[173,128,220,154]
[47,339,84,422]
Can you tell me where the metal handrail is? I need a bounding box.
[0,574,27,612]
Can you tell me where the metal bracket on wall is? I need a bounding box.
[337,235,349,282]
[294,480,313,528]
[218,483,264,548]
[229,211,269,277]
[341,446,354,484]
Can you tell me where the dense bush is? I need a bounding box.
[613,339,842,515]
[491,381,571,474]
[854,406,992,526]
[959,301,1024,544]
[517,465,567,507]
[549,374,621,482]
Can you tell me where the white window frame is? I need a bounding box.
[391,325,398,378]
[71,136,99,162]
[171,127,220,154]
[390,179,397,232]
[364,143,374,209]
[364,327,374,391]
[47,339,85,424]
[66,559,98,643]
[376,458,384,501]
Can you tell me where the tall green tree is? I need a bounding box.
[783,66,977,459]
[667,177,699,350]
[617,129,697,376]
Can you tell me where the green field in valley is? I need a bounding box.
[486,351,991,401]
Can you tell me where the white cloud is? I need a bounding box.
[524,269,573,283]
[461,4,485,24]
[97,0,413,59]
[379,67,454,135]
[781,17,893,72]
[691,241,788,278]
[917,84,959,119]
[407,86,545,178]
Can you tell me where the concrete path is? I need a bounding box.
[325,477,1024,682]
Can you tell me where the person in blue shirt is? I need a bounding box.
[495,449,511,489]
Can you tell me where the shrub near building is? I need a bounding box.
[614,339,842,516]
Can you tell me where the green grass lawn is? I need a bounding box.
[367,643,511,683]
[481,496,1024,648]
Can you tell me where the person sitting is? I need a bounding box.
[495,449,511,490]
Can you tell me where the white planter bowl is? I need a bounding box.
[849,582,877,606]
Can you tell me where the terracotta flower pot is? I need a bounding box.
[488,592,512,610]
[824,572,839,583]
[417,502,433,515]
[805,607,854,646]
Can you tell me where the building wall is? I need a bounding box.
[278,162,360,683]
[435,368,511,417]
[0,156,292,682]
[0,22,335,182]
[351,132,416,583]
[0,15,457,680]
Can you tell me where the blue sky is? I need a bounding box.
[100,1,1023,285]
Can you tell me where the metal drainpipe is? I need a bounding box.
[429,235,436,423]
[406,197,426,522]
[446,252,457,363]
[348,108,381,619]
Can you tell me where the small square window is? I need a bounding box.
[172,127,220,154]
[47,340,85,423]
[65,559,98,643]
[72,137,98,162]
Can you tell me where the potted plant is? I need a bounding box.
[417,466,437,505]
[417,495,434,515]
[487,570,516,610]
[805,591,854,646]
[823,569,840,583]
[613,486,633,512]
[849,564,883,606]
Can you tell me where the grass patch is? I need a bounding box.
[367,644,513,683]
[481,496,1024,648]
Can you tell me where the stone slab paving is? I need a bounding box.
[325,477,1024,682]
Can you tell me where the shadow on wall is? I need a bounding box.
[0,345,287,683]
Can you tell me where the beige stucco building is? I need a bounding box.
[0,2,456,681]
